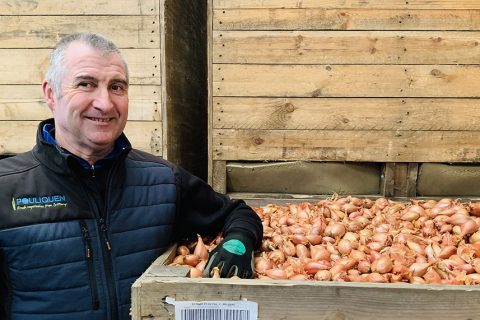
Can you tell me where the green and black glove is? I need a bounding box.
[203,232,255,278]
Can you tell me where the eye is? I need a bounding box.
[78,82,95,89]
[111,83,127,93]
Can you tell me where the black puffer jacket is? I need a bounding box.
[0,119,262,320]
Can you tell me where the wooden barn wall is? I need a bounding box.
[0,0,208,180]
[208,0,480,196]
[0,0,162,156]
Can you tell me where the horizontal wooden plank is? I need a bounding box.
[0,0,158,15]
[0,85,162,121]
[212,129,480,162]
[213,8,480,31]
[0,16,160,48]
[0,49,160,85]
[213,31,480,64]
[213,97,480,130]
[213,64,480,97]
[213,0,480,9]
[132,276,480,320]
[0,121,162,156]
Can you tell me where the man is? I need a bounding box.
[0,32,262,320]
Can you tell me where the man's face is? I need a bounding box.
[44,41,129,157]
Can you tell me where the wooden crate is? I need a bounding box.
[0,0,207,179]
[131,244,480,320]
[207,0,480,197]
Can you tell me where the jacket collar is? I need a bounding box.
[33,118,132,174]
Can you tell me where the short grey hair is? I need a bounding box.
[45,32,129,98]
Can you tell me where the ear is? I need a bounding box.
[42,80,57,112]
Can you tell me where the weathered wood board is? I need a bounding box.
[207,0,480,196]
[0,0,207,179]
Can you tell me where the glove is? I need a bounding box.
[203,232,255,278]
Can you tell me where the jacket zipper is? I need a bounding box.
[79,220,100,310]
[99,151,126,320]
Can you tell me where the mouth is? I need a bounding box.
[87,117,114,123]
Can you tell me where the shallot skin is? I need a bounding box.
[169,198,480,285]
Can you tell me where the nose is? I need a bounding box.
[92,86,114,112]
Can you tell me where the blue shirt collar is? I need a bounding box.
[42,123,128,170]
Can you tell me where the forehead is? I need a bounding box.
[63,41,127,79]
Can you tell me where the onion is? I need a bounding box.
[184,254,200,267]
[470,202,480,217]
[423,267,441,284]
[304,261,330,275]
[437,245,457,259]
[314,270,332,281]
[189,267,203,278]
[409,262,431,277]
[327,222,346,238]
[196,259,207,272]
[337,239,353,255]
[268,249,286,265]
[176,245,190,256]
[265,268,288,280]
[310,245,331,261]
[289,274,309,280]
[296,244,311,259]
[193,234,209,261]
[255,255,273,274]
[460,219,479,237]
[372,255,393,274]
[306,234,323,245]
[469,230,480,244]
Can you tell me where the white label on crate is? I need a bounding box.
[165,297,258,320]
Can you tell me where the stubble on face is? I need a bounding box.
[51,41,129,164]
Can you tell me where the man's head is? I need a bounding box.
[42,32,130,163]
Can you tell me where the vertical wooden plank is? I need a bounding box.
[163,0,208,180]
[208,0,215,184]
[382,163,419,197]
[381,163,395,197]
[212,160,227,193]
[406,163,419,197]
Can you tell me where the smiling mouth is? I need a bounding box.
[87,117,113,123]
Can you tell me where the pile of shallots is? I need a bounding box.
[170,196,480,285]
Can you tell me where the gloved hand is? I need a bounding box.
[203,232,255,278]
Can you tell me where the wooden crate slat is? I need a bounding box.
[132,276,480,320]
[213,97,480,131]
[0,16,160,48]
[213,8,480,31]
[213,0,480,9]
[0,0,158,15]
[0,49,160,85]
[214,31,480,65]
[0,85,162,121]
[213,64,480,97]
[0,121,162,156]
[212,129,480,162]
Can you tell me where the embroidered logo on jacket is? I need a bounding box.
[11,195,67,211]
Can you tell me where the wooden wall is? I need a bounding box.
[0,0,207,180]
[208,0,480,197]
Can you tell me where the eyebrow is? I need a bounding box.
[73,75,128,86]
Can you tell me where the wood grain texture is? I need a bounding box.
[213,8,480,31]
[0,16,160,48]
[0,121,162,156]
[132,275,480,320]
[0,0,158,15]
[213,97,480,131]
[212,129,480,162]
[213,0,480,9]
[213,64,480,98]
[213,31,480,64]
[0,49,161,85]
[0,85,162,121]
